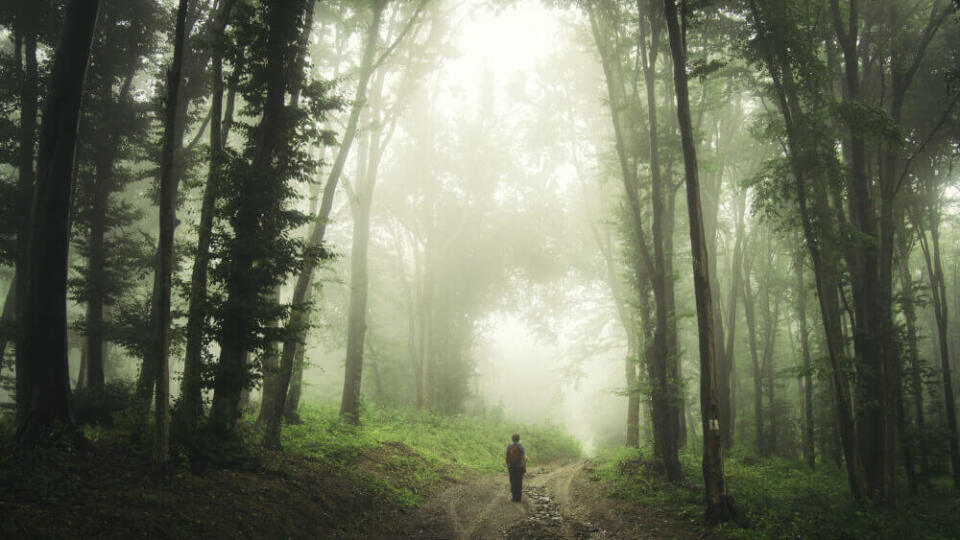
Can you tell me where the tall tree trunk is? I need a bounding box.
[139,0,236,406]
[259,2,315,448]
[744,0,867,499]
[796,237,815,470]
[587,2,681,480]
[898,235,928,477]
[830,0,896,503]
[210,0,307,435]
[916,213,960,489]
[153,0,191,469]
[663,0,734,522]
[180,21,227,423]
[277,0,386,410]
[85,118,118,394]
[761,292,779,455]
[14,10,39,423]
[340,175,373,424]
[742,255,763,456]
[340,65,392,422]
[721,189,745,450]
[17,0,100,446]
[638,0,683,476]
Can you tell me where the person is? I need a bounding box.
[505,433,526,502]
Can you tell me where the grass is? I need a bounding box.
[591,445,960,539]
[282,402,583,506]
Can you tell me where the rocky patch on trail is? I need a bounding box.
[503,485,610,540]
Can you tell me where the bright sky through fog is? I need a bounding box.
[438,1,622,453]
[439,0,562,111]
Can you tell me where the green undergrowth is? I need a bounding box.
[283,403,582,506]
[592,446,960,539]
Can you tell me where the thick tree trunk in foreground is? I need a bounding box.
[17,0,100,446]
[663,0,734,523]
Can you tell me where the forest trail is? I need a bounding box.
[398,460,710,539]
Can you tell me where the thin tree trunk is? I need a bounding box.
[153,0,191,469]
[663,0,734,522]
[796,237,815,469]
[17,0,100,446]
[916,213,960,489]
[587,2,681,480]
[340,177,373,424]
[744,0,867,499]
[761,292,779,455]
[14,11,39,423]
[277,0,386,408]
[898,235,928,477]
[742,255,763,457]
[180,21,227,423]
[721,189,745,450]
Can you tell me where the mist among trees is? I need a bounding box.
[2,0,960,537]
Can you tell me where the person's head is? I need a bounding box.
[512,433,520,443]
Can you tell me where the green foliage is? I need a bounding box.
[592,446,960,539]
[69,381,138,427]
[282,403,582,505]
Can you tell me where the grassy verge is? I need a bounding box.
[591,445,960,539]
[283,403,583,506]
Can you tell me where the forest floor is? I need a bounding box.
[1,436,711,539]
[396,460,716,540]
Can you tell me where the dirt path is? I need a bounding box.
[396,461,711,539]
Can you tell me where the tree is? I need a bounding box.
[663,0,735,523]
[209,0,316,435]
[17,0,101,446]
[153,0,191,469]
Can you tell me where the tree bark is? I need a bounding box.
[17,0,100,446]
[663,0,734,522]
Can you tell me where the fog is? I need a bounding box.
[4,1,959,500]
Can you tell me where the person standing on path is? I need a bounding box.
[506,433,526,502]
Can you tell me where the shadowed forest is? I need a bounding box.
[2,0,960,538]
